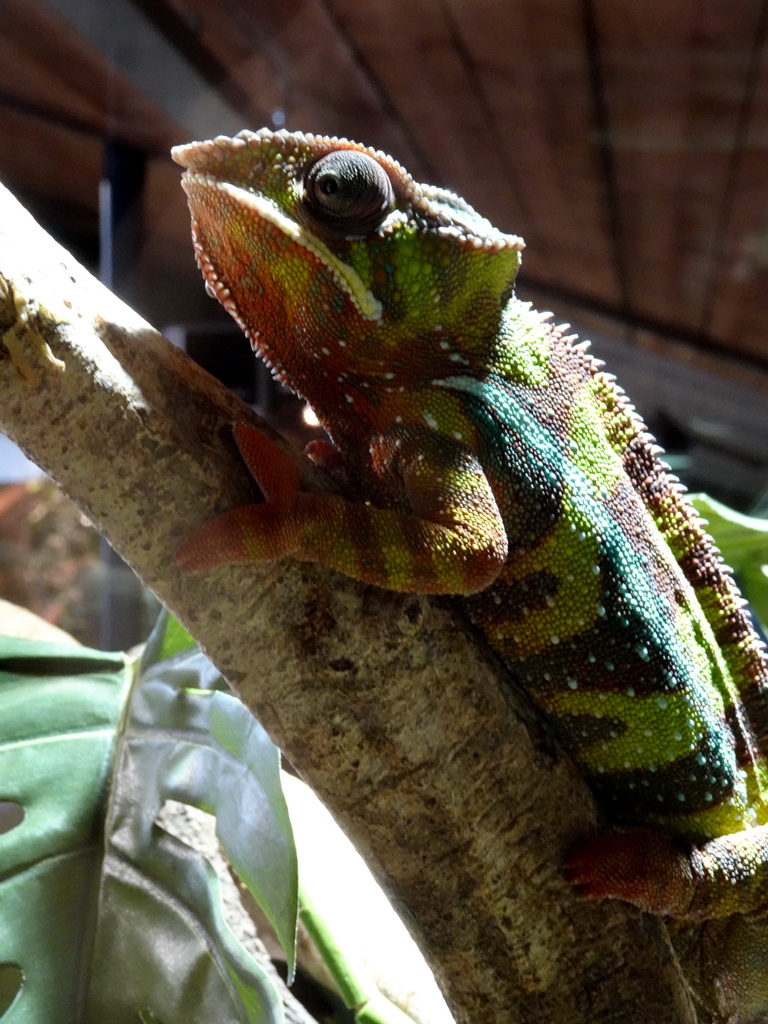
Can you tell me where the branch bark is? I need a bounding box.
[0,181,695,1024]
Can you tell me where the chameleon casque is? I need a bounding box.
[172,129,768,1019]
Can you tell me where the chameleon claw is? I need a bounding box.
[233,422,300,500]
[305,437,345,472]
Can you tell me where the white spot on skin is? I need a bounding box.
[424,412,438,429]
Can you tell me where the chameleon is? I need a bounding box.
[172,128,768,1019]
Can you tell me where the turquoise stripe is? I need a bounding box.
[440,373,737,778]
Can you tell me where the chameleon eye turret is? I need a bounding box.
[303,150,394,234]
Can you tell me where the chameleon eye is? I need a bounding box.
[304,150,394,234]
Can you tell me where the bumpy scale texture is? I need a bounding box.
[173,129,768,1019]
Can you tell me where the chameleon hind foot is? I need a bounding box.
[565,829,699,916]
[566,824,768,920]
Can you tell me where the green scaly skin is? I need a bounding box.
[172,129,768,1018]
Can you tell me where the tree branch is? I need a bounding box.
[0,181,695,1024]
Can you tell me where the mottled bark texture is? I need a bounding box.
[0,181,696,1024]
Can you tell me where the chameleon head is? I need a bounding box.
[172,128,524,400]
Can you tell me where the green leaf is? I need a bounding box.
[691,494,768,632]
[0,637,129,1020]
[123,647,298,978]
[739,564,768,638]
[691,494,768,570]
[141,609,199,669]
[283,774,451,1024]
[0,631,297,1022]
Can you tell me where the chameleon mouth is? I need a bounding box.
[180,172,383,325]
[186,211,291,387]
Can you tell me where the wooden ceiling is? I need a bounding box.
[1,0,767,498]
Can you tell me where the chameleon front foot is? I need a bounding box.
[176,503,298,571]
[176,422,303,571]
